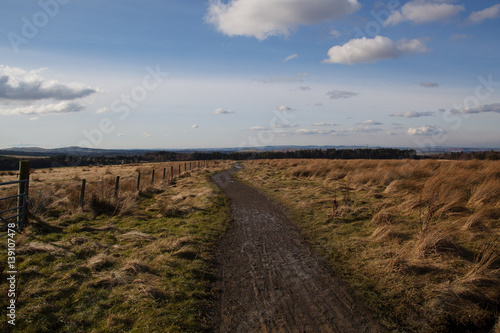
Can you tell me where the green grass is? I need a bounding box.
[0,171,230,332]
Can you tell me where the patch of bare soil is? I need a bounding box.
[211,170,386,332]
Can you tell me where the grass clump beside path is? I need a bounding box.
[0,163,231,332]
[236,159,500,333]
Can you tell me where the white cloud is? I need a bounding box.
[206,0,361,40]
[326,89,358,99]
[29,116,39,121]
[344,127,384,134]
[384,1,465,26]
[214,108,235,114]
[143,133,151,137]
[283,54,299,62]
[468,4,500,24]
[312,122,339,126]
[323,36,427,65]
[407,125,446,136]
[96,107,110,114]
[390,111,435,118]
[360,120,383,125]
[192,124,199,128]
[450,103,500,114]
[250,126,266,131]
[0,101,85,115]
[297,86,311,91]
[0,65,96,101]
[295,128,335,135]
[420,81,439,88]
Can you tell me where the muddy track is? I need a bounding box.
[211,169,387,333]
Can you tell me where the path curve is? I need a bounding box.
[211,169,386,333]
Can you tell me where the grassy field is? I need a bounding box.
[236,159,500,333]
[0,161,231,332]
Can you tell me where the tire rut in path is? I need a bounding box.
[211,170,386,333]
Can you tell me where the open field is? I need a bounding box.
[236,159,500,333]
[0,161,231,332]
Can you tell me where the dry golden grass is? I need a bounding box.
[237,158,500,332]
[0,160,232,332]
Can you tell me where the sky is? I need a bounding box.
[0,0,499,150]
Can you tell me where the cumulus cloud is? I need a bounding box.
[327,89,358,99]
[192,124,199,129]
[0,101,85,115]
[260,72,307,83]
[384,1,465,26]
[360,120,383,125]
[312,122,339,126]
[390,111,435,118]
[206,0,361,40]
[0,65,96,101]
[214,108,235,114]
[468,4,500,24]
[323,36,427,65]
[407,125,446,136]
[450,103,500,114]
[420,81,439,88]
[283,54,299,62]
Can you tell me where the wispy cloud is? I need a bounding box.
[192,124,199,128]
[250,126,266,131]
[206,0,360,40]
[450,103,500,114]
[420,81,439,88]
[96,107,110,114]
[283,54,298,62]
[390,111,435,118]
[359,120,383,126]
[407,125,446,136]
[468,4,500,24]
[326,90,358,99]
[214,108,235,114]
[384,1,464,26]
[275,105,294,112]
[323,36,427,65]
[312,122,339,126]
[0,101,85,115]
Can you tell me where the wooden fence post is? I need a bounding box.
[80,179,86,210]
[114,176,120,198]
[151,170,155,184]
[18,161,30,227]
[136,173,141,190]
[163,168,166,180]
[170,166,173,182]
[178,164,181,176]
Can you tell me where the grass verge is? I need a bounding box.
[0,167,231,332]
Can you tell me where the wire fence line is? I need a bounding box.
[0,159,228,229]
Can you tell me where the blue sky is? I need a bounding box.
[0,0,499,150]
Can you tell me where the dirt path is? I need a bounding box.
[211,169,387,333]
